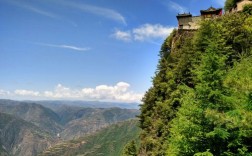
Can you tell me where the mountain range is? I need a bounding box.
[0,99,139,156]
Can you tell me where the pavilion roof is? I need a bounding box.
[176,13,192,19]
[200,7,222,14]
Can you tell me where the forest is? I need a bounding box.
[137,1,252,155]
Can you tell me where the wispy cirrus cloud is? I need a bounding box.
[5,0,78,27]
[23,5,59,19]
[35,42,91,51]
[112,24,175,42]
[7,1,59,19]
[61,1,126,25]
[165,0,188,13]
[2,82,143,103]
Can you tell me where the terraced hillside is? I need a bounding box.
[39,119,140,156]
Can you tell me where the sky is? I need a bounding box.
[0,0,225,103]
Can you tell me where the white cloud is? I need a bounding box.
[112,24,175,42]
[14,90,40,96]
[112,30,132,41]
[165,1,188,13]
[133,24,175,41]
[36,43,91,51]
[0,90,10,96]
[62,1,126,25]
[7,82,143,103]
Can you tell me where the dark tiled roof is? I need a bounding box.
[200,7,222,13]
[176,13,192,18]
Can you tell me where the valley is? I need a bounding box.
[39,119,140,156]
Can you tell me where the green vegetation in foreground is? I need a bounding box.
[40,119,140,156]
[139,6,252,156]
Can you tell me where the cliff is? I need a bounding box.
[139,12,252,155]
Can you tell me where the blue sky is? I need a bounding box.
[0,0,225,102]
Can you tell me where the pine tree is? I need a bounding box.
[167,11,252,156]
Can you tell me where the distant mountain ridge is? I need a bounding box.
[28,100,140,110]
[0,100,63,135]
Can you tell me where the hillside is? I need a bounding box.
[0,100,62,135]
[139,8,252,156]
[39,119,140,156]
[0,112,53,156]
[0,99,139,155]
[57,106,139,140]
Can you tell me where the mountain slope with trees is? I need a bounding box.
[139,6,252,156]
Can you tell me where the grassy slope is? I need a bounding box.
[40,119,140,156]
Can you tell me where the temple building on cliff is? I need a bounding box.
[229,0,252,12]
[177,7,222,30]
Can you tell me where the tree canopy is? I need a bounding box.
[224,0,238,11]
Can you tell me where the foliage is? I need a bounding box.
[139,29,198,155]
[224,0,238,11]
[243,4,252,15]
[194,150,213,156]
[166,13,252,156]
[139,9,252,156]
[123,140,138,156]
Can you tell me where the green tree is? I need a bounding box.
[224,0,238,11]
[243,4,252,15]
[139,29,198,155]
[167,40,230,155]
[123,140,137,156]
[139,5,252,156]
[167,12,252,156]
